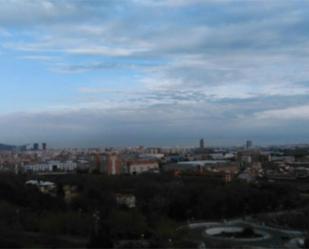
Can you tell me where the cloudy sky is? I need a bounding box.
[1,0,309,147]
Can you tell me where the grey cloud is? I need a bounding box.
[2,0,309,146]
[5,1,309,62]
[0,0,77,26]
[2,93,309,147]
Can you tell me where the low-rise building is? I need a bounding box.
[23,160,77,173]
[127,160,159,174]
[115,193,136,208]
[25,180,56,195]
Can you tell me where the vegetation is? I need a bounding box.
[0,173,302,248]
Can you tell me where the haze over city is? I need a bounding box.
[1,0,309,147]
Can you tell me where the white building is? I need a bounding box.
[23,160,77,173]
[115,194,136,208]
[26,180,56,194]
[127,160,159,174]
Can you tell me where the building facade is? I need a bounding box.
[127,160,159,175]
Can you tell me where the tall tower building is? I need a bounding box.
[33,143,39,151]
[42,143,47,151]
[246,140,253,149]
[199,138,205,149]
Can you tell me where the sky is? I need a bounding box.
[1,0,309,147]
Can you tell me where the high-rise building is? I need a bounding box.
[200,138,205,149]
[42,143,47,151]
[107,154,122,175]
[33,143,39,151]
[246,140,253,149]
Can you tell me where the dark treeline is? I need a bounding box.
[0,173,302,248]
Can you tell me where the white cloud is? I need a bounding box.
[255,105,309,120]
[19,55,58,62]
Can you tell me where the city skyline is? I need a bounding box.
[1,0,309,147]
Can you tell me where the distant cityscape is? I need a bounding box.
[1,139,309,182]
[2,0,309,247]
